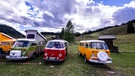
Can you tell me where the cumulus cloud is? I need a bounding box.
[25,0,77,28]
[113,7,135,24]
[0,0,135,34]
[112,1,135,24]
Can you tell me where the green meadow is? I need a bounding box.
[0,33,135,76]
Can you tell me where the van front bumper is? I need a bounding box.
[43,57,65,62]
[89,58,112,64]
[6,55,28,60]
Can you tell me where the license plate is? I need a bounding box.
[49,57,55,60]
[10,56,17,58]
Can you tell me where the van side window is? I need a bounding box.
[89,43,92,48]
[85,43,88,48]
[31,42,37,46]
[91,43,97,48]
[80,43,84,46]
[80,43,82,46]
[27,34,35,39]
[1,42,10,45]
[38,42,42,46]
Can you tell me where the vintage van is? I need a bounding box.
[6,39,46,60]
[43,39,68,62]
[0,32,16,56]
[0,40,15,54]
[78,40,112,63]
[6,30,46,60]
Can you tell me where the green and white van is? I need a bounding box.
[6,30,46,60]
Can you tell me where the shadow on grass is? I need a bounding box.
[89,62,111,69]
[42,60,64,66]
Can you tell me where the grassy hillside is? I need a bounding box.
[92,24,135,36]
[0,24,25,38]
[114,33,135,52]
[99,25,127,35]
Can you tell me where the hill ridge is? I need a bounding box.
[0,24,25,38]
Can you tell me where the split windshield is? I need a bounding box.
[46,41,64,48]
[12,41,30,47]
[90,42,108,49]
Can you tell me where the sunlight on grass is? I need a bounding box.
[0,34,135,76]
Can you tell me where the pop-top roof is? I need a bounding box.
[25,30,46,41]
[98,35,116,40]
[80,40,105,43]
[0,32,16,41]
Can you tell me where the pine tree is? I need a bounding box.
[60,20,75,43]
[127,21,135,34]
[59,28,64,39]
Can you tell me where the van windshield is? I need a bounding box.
[90,42,108,50]
[46,42,64,48]
[12,41,30,48]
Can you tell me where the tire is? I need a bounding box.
[31,53,37,59]
[66,50,68,56]
[84,55,89,63]
[78,52,81,56]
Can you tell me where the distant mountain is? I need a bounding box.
[97,25,127,35]
[82,19,135,35]
[0,24,25,38]
[41,32,60,35]
[96,21,135,35]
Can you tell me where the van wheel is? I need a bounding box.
[84,55,89,63]
[66,50,68,56]
[78,52,81,56]
[31,53,37,59]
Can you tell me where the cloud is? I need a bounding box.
[0,0,135,34]
[112,1,135,24]
[25,0,77,28]
[65,0,119,32]
[113,7,135,24]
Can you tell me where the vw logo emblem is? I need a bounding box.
[12,53,15,55]
[51,53,54,56]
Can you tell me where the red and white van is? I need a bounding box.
[43,39,68,62]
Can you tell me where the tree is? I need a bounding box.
[60,20,75,43]
[59,28,64,39]
[75,32,81,36]
[127,21,134,34]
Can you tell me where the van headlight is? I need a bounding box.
[91,54,95,57]
[44,53,48,56]
[59,54,62,57]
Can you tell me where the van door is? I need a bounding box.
[84,43,92,60]
[80,43,85,56]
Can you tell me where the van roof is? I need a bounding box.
[48,39,67,43]
[80,40,105,43]
[17,38,36,42]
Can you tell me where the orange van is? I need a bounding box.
[78,40,112,63]
[0,32,16,56]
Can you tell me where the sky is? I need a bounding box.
[0,0,135,35]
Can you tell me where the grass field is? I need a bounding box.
[0,33,135,76]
